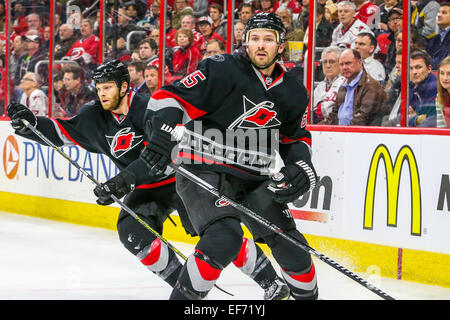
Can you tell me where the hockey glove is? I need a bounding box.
[93,170,136,206]
[140,116,178,176]
[7,103,37,134]
[268,160,317,204]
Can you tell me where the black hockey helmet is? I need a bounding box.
[243,12,286,45]
[92,59,130,92]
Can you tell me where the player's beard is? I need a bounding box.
[249,49,278,70]
[100,92,121,111]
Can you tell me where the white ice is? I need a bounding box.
[0,211,449,300]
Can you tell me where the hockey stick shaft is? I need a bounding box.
[169,163,396,300]
[18,120,235,296]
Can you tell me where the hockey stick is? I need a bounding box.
[169,163,396,300]
[19,120,233,297]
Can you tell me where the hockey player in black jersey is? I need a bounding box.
[141,12,319,300]
[6,59,289,300]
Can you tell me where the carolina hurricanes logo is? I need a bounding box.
[106,128,143,158]
[215,196,229,207]
[70,47,85,60]
[228,96,281,129]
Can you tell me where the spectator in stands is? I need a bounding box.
[325,1,339,29]
[10,35,25,78]
[383,8,402,75]
[138,38,158,64]
[276,6,305,61]
[125,1,145,24]
[209,3,228,41]
[378,0,403,31]
[18,72,48,116]
[196,16,224,54]
[114,6,144,47]
[320,49,387,126]
[193,0,209,18]
[54,24,77,60]
[233,21,245,55]
[172,0,194,30]
[381,49,403,126]
[14,30,48,86]
[255,0,275,13]
[354,32,386,82]
[172,28,202,78]
[297,0,310,31]
[203,39,226,59]
[128,60,150,94]
[331,1,372,49]
[408,50,438,127]
[313,46,346,123]
[65,19,100,69]
[26,13,44,36]
[436,55,450,127]
[144,65,159,96]
[427,2,450,70]
[11,2,28,36]
[273,0,302,15]
[181,14,205,50]
[303,3,334,48]
[411,0,441,44]
[61,64,97,117]
[238,3,254,25]
[145,0,161,28]
[148,28,176,76]
[353,0,380,27]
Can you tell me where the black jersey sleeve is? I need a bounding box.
[278,79,313,165]
[51,100,104,153]
[147,54,237,123]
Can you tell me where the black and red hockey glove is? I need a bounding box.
[268,160,317,204]
[140,116,178,176]
[93,170,136,206]
[7,103,37,134]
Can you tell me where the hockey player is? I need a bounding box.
[140,13,319,300]
[6,59,289,300]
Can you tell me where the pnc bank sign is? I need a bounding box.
[364,144,422,236]
[3,135,20,180]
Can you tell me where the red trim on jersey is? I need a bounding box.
[280,135,312,146]
[177,151,257,175]
[54,119,82,147]
[152,89,207,120]
[137,176,176,189]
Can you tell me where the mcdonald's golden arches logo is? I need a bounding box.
[364,144,422,236]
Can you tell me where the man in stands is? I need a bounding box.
[331,1,372,49]
[320,49,386,126]
[354,32,386,82]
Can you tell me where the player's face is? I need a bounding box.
[96,81,120,110]
[246,29,284,71]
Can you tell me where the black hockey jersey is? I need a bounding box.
[147,54,312,181]
[17,92,174,188]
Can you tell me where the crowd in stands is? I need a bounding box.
[0,0,449,128]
